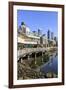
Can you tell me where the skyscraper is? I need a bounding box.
[38,29,41,36]
[51,32,54,40]
[54,36,58,46]
[47,30,50,40]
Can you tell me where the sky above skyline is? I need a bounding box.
[17,10,58,37]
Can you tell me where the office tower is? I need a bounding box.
[38,29,41,36]
[51,32,54,40]
[47,30,50,40]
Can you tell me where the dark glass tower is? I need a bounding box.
[47,30,50,40]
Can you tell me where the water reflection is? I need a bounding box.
[40,54,58,75]
[17,51,58,79]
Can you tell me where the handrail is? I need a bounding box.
[18,47,57,57]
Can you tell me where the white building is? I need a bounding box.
[18,22,56,49]
[18,22,41,49]
[19,23,30,35]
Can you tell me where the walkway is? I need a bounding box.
[18,47,57,60]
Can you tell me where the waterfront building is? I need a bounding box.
[19,22,30,35]
[18,22,41,49]
[18,22,57,50]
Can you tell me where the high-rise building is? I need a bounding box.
[51,32,54,40]
[54,36,58,46]
[40,34,48,47]
[47,30,50,40]
[54,36,57,41]
[38,29,41,36]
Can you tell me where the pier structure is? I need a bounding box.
[18,47,57,62]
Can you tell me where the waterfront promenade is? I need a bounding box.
[18,47,57,60]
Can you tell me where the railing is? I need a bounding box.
[18,47,57,58]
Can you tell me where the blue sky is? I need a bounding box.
[17,10,58,37]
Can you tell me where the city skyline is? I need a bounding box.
[17,10,58,37]
[17,10,58,80]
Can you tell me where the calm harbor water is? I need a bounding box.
[18,51,58,79]
[40,55,58,75]
[30,51,58,76]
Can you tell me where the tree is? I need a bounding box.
[21,22,25,25]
